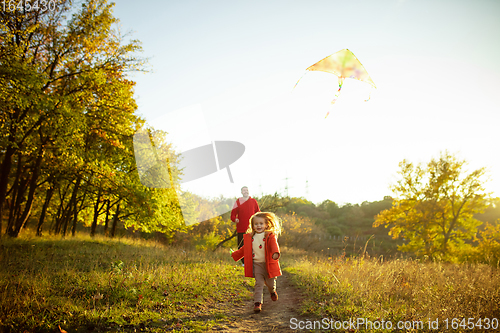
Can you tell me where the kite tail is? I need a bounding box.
[330,77,344,105]
[326,77,344,118]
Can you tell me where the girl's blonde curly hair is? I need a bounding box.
[246,212,282,237]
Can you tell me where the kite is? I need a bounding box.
[294,49,376,117]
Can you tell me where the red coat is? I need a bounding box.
[231,197,260,233]
[231,232,282,278]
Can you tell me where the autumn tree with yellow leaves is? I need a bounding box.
[374,152,490,261]
[0,0,186,237]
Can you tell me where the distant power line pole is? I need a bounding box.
[305,179,309,198]
[284,176,292,197]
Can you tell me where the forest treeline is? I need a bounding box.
[175,193,500,261]
[0,0,193,238]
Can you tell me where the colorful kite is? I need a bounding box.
[294,49,376,117]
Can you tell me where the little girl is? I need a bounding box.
[231,212,282,312]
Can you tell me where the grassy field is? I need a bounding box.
[1,234,500,332]
[282,249,500,332]
[0,233,252,332]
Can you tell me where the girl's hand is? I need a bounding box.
[272,252,279,260]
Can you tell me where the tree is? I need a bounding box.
[374,152,489,260]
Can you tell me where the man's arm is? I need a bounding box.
[230,200,239,223]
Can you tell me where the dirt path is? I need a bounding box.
[211,271,304,332]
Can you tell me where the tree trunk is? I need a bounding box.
[52,195,65,234]
[70,197,78,236]
[5,154,24,236]
[53,181,72,234]
[56,202,72,235]
[0,146,16,236]
[61,177,81,236]
[12,148,44,237]
[7,174,28,237]
[110,203,120,238]
[6,184,19,236]
[72,183,88,237]
[37,185,55,236]
[103,199,110,237]
[90,189,102,237]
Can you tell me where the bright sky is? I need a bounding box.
[113,0,500,206]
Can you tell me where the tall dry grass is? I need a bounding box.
[283,247,500,332]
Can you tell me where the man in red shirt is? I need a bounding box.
[231,186,260,264]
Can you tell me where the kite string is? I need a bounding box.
[292,72,307,92]
[365,86,375,102]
